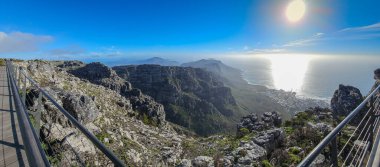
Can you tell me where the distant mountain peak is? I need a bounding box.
[136,57,180,66]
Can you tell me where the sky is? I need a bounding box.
[1,0,380,62]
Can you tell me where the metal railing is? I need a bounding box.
[298,83,380,167]
[6,60,50,167]
[7,60,126,167]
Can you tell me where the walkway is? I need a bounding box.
[0,66,29,167]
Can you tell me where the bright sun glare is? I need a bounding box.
[265,54,311,92]
[286,0,306,22]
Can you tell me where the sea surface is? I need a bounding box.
[222,55,380,100]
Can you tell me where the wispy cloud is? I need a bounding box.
[246,48,287,54]
[89,46,123,57]
[49,45,86,56]
[0,31,53,53]
[282,22,380,49]
[340,22,380,32]
[282,33,324,47]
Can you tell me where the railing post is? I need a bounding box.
[35,91,42,137]
[22,70,26,105]
[368,96,376,151]
[18,66,21,88]
[331,136,339,167]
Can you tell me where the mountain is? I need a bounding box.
[181,59,246,85]
[16,60,366,166]
[113,64,242,136]
[136,57,180,66]
[182,59,329,118]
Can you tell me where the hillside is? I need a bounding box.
[181,59,329,118]
[15,60,377,166]
[113,64,242,136]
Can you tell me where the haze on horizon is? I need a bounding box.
[0,0,380,62]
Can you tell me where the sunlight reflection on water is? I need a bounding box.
[264,54,311,92]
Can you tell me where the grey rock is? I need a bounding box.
[177,159,192,167]
[192,156,214,167]
[237,112,282,137]
[252,128,285,153]
[232,142,267,166]
[331,84,363,117]
[61,92,100,124]
[374,68,380,80]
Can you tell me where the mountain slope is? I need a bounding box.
[182,59,246,85]
[113,64,242,136]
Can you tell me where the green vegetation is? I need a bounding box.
[0,59,5,66]
[262,160,273,167]
[140,113,158,127]
[95,131,112,144]
[289,154,301,164]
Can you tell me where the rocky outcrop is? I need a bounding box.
[69,62,165,126]
[331,84,363,118]
[237,111,282,137]
[231,141,267,166]
[113,64,238,136]
[61,92,100,124]
[191,156,214,167]
[374,68,380,80]
[252,128,285,153]
[19,60,186,166]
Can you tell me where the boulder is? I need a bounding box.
[331,84,362,117]
[262,111,282,127]
[237,112,282,137]
[61,92,100,124]
[177,159,192,167]
[252,128,285,153]
[192,156,214,167]
[231,142,267,166]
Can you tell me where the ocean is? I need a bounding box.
[222,55,380,100]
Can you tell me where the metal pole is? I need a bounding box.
[331,136,339,167]
[18,66,21,88]
[36,91,42,137]
[22,71,26,105]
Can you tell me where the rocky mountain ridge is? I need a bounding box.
[113,64,238,135]
[16,59,377,167]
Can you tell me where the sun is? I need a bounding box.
[286,0,306,22]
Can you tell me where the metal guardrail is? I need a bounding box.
[298,83,380,167]
[6,60,50,167]
[8,60,126,167]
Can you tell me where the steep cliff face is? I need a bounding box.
[113,65,239,136]
[69,62,165,126]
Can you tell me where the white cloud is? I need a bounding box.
[283,33,324,47]
[49,46,85,56]
[247,48,287,54]
[282,22,380,49]
[0,31,53,53]
[89,46,123,57]
[340,22,380,32]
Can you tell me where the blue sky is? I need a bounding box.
[1,0,380,61]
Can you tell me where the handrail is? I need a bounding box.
[298,84,380,167]
[6,60,50,167]
[16,63,126,167]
